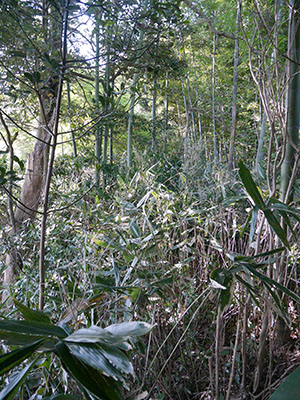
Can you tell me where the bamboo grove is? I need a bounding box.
[1,0,300,399]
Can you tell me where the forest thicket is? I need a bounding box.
[1,0,300,399]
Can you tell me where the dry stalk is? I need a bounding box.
[215,304,222,400]
[225,315,241,400]
[253,305,269,393]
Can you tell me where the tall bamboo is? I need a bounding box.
[127,29,144,168]
[228,0,240,172]
[212,32,218,164]
[94,12,101,186]
[280,0,300,202]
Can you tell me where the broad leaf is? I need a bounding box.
[64,326,119,345]
[0,358,38,400]
[238,162,289,248]
[263,209,290,248]
[100,343,134,376]
[0,320,67,340]
[270,365,300,399]
[104,322,152,338]
[210,269,233,311]
[0,339,45,375]
[246,265,300,304]
[13,300,51,324]
[66,343,127,383]
[64,322,152,346]
[238,161,265,208]
[56,342,122,400]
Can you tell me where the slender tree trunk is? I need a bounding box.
[127,29,144,168]
[228,0,240,172]
[280,1,300,203]
[164,71,169,152]
[39,0,70,310]
[102,26,112,190]
[186,74,197,142]
[191,47,203,146]
[151,73,157,153]
[212,33,218,164]
[67,81,77,158]
[276,0,300,345]
[255,104,266,179]
[95,12,101,186]
[2,2,61,302]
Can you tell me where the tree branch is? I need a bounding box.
[182,0,242,40]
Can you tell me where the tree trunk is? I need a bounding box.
[212,33,218,164]
[151,73,157,153]
[2,1,63,304]
[95,12,101,186]
[276,0,300,346]
[228,0,240,172]
[164,71,169,152]
[127,29,144,168]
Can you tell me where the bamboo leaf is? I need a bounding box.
[246,265,300,304]
[104,321,153,338]
[270,365,300,399]
[130,220,141,238]
[13,300,51,324]
[263,209,290,248]
[238,162,290,247]
[0,320,67,342]
[56,342,122,400]
[66,343,127,383]
[0,339,45,375]
[238,161,265,208]
[99,343,134,375]
[0,358,38,400]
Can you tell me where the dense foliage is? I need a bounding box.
[1,0,300,399]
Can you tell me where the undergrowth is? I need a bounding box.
[1,150,300,399]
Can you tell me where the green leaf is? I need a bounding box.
[0,320,67,345]
[238,162,289,248]
[230,247,285,262]
[263,209,290,248]
[270,365,300,399]
[56,342,122,400]
[9,51,26,58]
[246,265,300,304]
[263,282,290,326]
[210,269,233,311]
[0,358,38,400]
[104,321,153,338]
[0,339,45,375]
[238,161,265,208]
[43,395,81,400]
[235,275,261,309]
[64,322,152,346]
[13,300,51,324]
[240,210,252,238]
[130,220,141,238]
[23,72,35,84]
[64,326,123,345]
[99,343,134,375]
[12,156,24,171]
[66,343,127,383]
